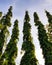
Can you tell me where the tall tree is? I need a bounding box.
[34,12,52,65]
[45,11,52,42]
[0,6,16,65]
[20,11,37,65]
[1,20,19,65]
[0,6,12,58]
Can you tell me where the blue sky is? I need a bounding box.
[0,0,52,25]
[0,0,52,21]
[0,0,52,65]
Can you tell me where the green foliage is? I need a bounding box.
[0,24,4,29]
[23,21,31,35]
[45,10,52,24]
[0,6,19,65]
[20,11,37,65]
[0,6,12,57]
[11,20,19,40]
[0,6,52,65]
[45,11,52,42]
[0,12,2,17]
[24,11,30,22]
[0,31,5,55]
[1,6,12,27]
[1,20,19,65]
[34,12,52,65]
[0,6,12,65]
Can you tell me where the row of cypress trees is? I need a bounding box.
[0,6,52,65]
[0,6,19,65]
[34,12,52,65]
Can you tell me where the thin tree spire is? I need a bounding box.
[1,20,19,65]
[20,11,38,65]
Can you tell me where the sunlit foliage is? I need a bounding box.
[0,7,19,65]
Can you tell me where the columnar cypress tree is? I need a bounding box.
[45,11,52,42]
[34,12,52,65]
[0,6,12,57]
[1,20,19,65]
[20,11,37,65]
[0,6,12,65]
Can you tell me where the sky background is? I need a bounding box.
[0,0,52,65]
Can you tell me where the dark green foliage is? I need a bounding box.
[0,6,19,65]
[34,12,52,65]
[0,30,5,56]
[0,6,12,57]
[11,20,19,40]
[1,20,19,65]
[20,11,37,65]
[24,11,30,22]
[0,6,52,65]
[1,6,12,27]
[0,12,2,17]
[45,11,52,42]
[45,10,52,24]
[0,6,12,65]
